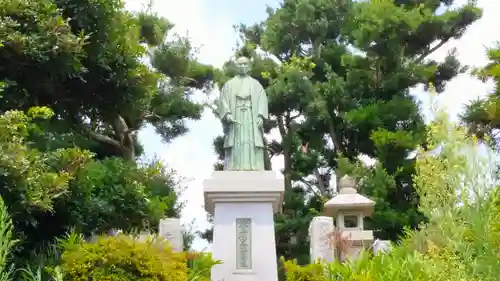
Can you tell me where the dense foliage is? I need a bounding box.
[283,88,500,280]
[462,44,500,152]
[0,199,219,281]
[0,0,214,161]
[0,0,497,280]
[0,0,212,267]
[0,106,180,263]
[209,0,482,263]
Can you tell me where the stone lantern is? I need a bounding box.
[323,175,375,261]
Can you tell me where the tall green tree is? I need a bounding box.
[210,0,481,263]
[0,0,214,161]
[0,0,211,261]
[461,44,500,153]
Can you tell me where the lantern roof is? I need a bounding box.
[323,175,375,217]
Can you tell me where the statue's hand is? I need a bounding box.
[256,116,264,128]
[225,114,235,123]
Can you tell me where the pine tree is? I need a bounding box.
[209,0,481,263]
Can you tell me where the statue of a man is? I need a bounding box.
[217,56,268,171]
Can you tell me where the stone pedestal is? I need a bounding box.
[204,171,284,281]
[340,230,374,261]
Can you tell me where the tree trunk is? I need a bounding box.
[278,115,292,191]
[263,137,272,170]
[121,145,135,162]
[86,115,136,162]
[314,168,326,195]
[326,114,347,156]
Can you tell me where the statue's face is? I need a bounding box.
[235,57,250,75]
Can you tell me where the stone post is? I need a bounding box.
[308,216,334,263]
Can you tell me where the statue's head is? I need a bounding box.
[235,56,251,76]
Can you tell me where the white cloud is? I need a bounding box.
[126,0,236,67]
[132,0,500,251]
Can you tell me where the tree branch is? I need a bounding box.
[277,115,287,136]
[86,130,121,148]
[326,115,347,156]
[314,168,326,195]
[266,146,278,155]
[290,112,302,120]
[299,178,321,197]
[414,38,449,64]
[142,112,161,120]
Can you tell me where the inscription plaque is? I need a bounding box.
[235,218,252,269]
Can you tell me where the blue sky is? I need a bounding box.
[125,0,500,251]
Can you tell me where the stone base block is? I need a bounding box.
[203,171,284,281]
[342,230,374,261]
[203,171,284,215]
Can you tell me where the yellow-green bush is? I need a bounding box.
[282,259,330,281]
[282,247,438,281]
[59,235,187,281]
[491,187,500,252]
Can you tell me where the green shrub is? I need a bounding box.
[282,248,436,281]
[491,187,500,252]
[59,235,187,281]
[282,259,329,281]
[0,196,16,281]
[186,251,221,281]
[64,158,178,235]
[0,107,180,260]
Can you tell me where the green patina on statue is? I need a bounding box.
[217,56,268,171]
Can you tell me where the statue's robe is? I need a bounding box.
[217,75,268,170]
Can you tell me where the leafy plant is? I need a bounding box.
[282,258,328,281]
[0,107,180,260]
[0,197,16,281]
[283,85,500,280]
[59,234,188,281]
[186,252,221,281]
[65,157,178,236]
[326,228,353,262]
[408,85,500,280]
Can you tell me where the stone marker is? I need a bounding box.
[159,218,183,252]
[308,216,334,263]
